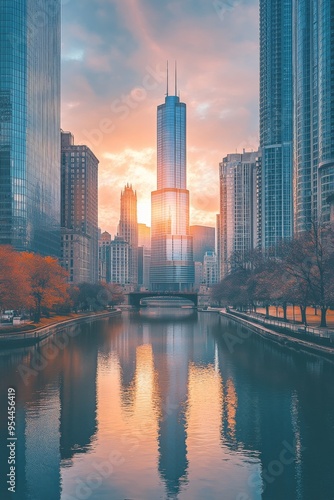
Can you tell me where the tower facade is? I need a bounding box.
[0,0,61,256]
[219,151,260,278]
[111,236,129,285]
[293,0,334,231]
[118,184,138,286]
[61,131,99,284]
[150,77,194,291]
[99,231,112,283]
[260,0,293,248]
[261,0,334,237]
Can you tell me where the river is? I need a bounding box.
[0,309,334,500]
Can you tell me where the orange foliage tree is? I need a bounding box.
[21,253,70,322]
[0,246,30,313]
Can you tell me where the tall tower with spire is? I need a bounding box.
[150,66,194,291]
[118,184,138,286]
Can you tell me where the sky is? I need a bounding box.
[61,0,259,236]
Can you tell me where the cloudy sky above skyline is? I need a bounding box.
[61,0,259,236]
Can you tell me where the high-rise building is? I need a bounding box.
[193,261,203,291]
[189,226,215,263]
[150,72,194,291]
[260,0,334,237]
[118,184,138,286]
[216,214,221,280]
[61,131,99,284]
[260,0,293,248]
[203,251,218,287]
[111,236,129,285]
[293,0,334,230]
[0,0,61,256]
[138,246,151,290]
[219,151,260,278]
[99,231,112,283]
[138,223,151,290]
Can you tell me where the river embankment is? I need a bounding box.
[220,309,334,359]
[0,309,121,348]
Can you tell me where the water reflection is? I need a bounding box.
[0,321,100,500]
[0,312,334,499]
[60,325,98,462]
[139,306,196,321]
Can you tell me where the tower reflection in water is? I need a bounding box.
[112,309,255,499]
[1,312,334,499]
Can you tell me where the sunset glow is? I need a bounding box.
[61,0,259,235]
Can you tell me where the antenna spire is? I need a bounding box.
[175,60,177,96]
[166,60,169,96]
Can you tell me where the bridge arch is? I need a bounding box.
[128,292,198,308]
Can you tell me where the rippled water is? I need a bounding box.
[0,310,334,500]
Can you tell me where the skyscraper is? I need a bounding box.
[317,1,334,223]
[99,231,112,283]
[203,251,218,287]
[61,131,99,284]
[260,0,293,248]
[293,0,334,230]
[138,223,151,290]
[219,151,260,278]
[118,184,138,286]
[111,236,129,285]
[150,70,194,291]
[0,0,61,256]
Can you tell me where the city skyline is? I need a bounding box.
[61,0,259,234]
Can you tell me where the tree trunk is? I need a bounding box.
[253,304,257,313]
[320,307,327,328]
[314,306,318,316]
[34,299,41,323]
[300,305,307,325]
[265,304,269,318]
[283,303,287,321]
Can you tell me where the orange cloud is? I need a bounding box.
[61,0,259,234]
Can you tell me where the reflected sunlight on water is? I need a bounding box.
[0,311,334,499]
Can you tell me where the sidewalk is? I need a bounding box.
[255,306,334,329]
[221,309,334,359]
[228,308,334,343]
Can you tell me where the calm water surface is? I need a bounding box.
[0,310,334,500]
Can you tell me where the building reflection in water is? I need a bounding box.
[2,312,334,499]
[112,309,195,498]
[60,322,99,462]
[153,321,191,498]
[0,320,100,500]
[111,309,259,499]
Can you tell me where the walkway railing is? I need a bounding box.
[227,309,334,343]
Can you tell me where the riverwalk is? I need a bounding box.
[0,309,121,348]
[220,308,334,359]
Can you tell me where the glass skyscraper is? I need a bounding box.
[0,0,61,256]
[294,0,334,230]
[317,0,334,222]
[150,85,194,291]
[260,0,293,248]
[261,0,334,237]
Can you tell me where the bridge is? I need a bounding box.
[128,291,198,307]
